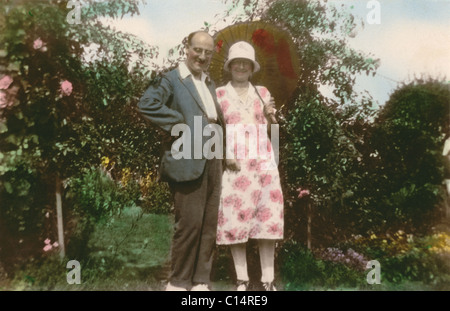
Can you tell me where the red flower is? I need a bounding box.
[297,187,310,198]
[216,39,224,53]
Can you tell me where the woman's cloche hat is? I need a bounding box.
[224,41,261,73]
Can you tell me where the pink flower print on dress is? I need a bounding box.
[0,75,13,90]
[255,206,272,222]
[267,223,281,235]
[237,230,248,241]
[251,190,262,206]
[253,100,266,124]
[233,197,243,210]
[218,210,227,227]
[221,100,230,114]
[223,195,236,207]
[217,89,226,98]
[233,175,251,191]
[237,208,254,223]
[226,111,241,124]
[225,229,238,242]
[258,87,268,99]
[249,226,261,238]
[259,174,272,187]
[247,159,260,171]
[270,189,283,204]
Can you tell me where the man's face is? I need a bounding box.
[185,32,214,79]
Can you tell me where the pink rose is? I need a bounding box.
[297,188,310,198]
[43,244,52,252]
[232,175,251,191]
[33,38,47,51]
[0,75,13,89]
[60,80,73,96]
[270,189,283,203]
[223,195,235,207]
[0,92,8,109]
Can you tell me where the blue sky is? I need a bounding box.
[103,0,450,106]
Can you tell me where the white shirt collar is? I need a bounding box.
[179,62,208,82]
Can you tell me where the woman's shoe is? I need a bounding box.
[262,281,277,291]
[236,280,249,291]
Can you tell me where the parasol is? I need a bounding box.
[209,21,301,109]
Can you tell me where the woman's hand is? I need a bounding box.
[264,97,277,124]
[226,159,241,172]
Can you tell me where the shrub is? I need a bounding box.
[65,166,139,259]
[279,241,366,290]
[139,172,172,214]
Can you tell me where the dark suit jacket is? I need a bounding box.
[138,66,226,182]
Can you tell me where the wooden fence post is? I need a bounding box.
[307,200,312,250]
[56,175,65,259]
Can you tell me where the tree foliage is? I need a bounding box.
[0,0,161,267]
[370,79,450,232]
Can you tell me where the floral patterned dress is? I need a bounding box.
[216,82,284,245]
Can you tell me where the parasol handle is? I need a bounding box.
[253,85,277,124]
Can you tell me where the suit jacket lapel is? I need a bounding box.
[177,73,209,117]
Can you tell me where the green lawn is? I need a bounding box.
[4,207,449,291]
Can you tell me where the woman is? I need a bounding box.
[216,41,284,291]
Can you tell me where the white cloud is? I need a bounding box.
[350,18,450,81]
[99,17,156,46]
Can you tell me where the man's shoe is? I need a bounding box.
[165,282,187,291]
[191,283,211,291]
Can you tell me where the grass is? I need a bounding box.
[4,207,174,291]
[3,207,449,291]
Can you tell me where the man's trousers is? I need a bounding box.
[167,158,222,288]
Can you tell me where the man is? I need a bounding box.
[138,31,225,291]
